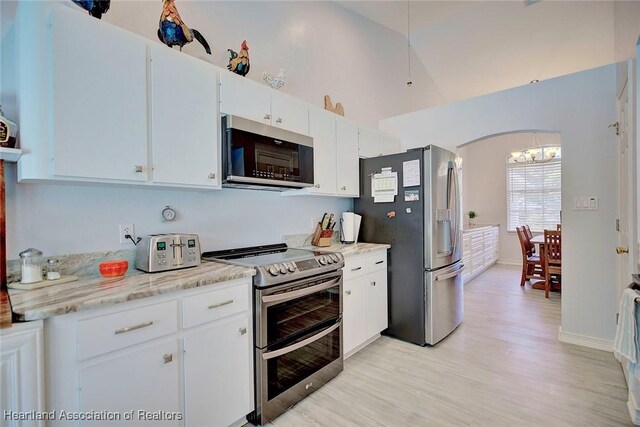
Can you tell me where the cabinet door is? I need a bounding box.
[379,134,402,156]
[366,270,388,339]
[220,73,271,125]
[50,10,148,181]
[150,47,219,187]
[307,108,337,194]
[184,315,252,427]
[79,340,180,426]
[358,127,381,158]
[270,91,309,135]
[343,277,367,356]
[336,118,360,197]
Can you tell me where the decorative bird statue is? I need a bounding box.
[158,0,211,55]
[263,69,286,90]
[72,0,110,19]
[227,41,250,76]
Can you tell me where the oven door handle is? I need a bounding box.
[261,276,342,304]
[262,320,342,360]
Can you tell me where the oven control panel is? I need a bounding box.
[265,253,343,277]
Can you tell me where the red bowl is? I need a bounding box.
[99,260,129,278]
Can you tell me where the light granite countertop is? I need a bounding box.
[301,242,391,258]
[9,261,256,322]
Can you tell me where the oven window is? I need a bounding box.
[266,323,341,400]
[266,284,340,346]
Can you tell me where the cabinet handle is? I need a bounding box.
[208,172,216,179]
[208,299,234,310]
[115,321,153,335]
[134,165,143,173]
[264,114,271,120]
[345,290,352,295]
[351,267,362,272]
[341,186,347,191]
[276,117,283,124]
[371,281,376,286]
[315,184,320,188]
[375,260,384,265]
[163,353,173,364]
[239,327,248,336]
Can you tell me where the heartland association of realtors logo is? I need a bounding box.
[3,410,183,422]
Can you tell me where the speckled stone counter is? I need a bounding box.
[301,242,390,258]
[9,261,256,321]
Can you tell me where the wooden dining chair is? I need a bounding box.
[543,230,562,298]
[556,224,562,231]
[516,226,543,287]
[524,225,535,253]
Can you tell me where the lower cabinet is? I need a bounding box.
[342,250,388,357]
[183,315,252,427]
[0,320,45,427]
[45,279,253,427]
[462,225,500,283]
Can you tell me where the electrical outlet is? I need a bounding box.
[119,223,134,244]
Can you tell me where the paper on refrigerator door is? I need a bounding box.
[372,167,398,203]
[402,159,420,187]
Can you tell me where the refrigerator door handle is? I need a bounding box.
[434,264,465,281]
[446,162,459,256]
[451,160,461,255]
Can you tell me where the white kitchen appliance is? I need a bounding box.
[340,212,362,244]
[135,234,201,273]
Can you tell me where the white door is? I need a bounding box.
[150,46,219,187]
[336,118,360,197]
[366,270,389,339]
[50,10,148,181]
[308,108,337,194]
[617,80,632,304]
[183,315,252,427]
[79,340,180,426]
[219,73,271,125]
[358,127,381,158]
[343,277,367,355]
[270,91,310,135]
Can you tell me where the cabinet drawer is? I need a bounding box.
[182,284,249,329]
[77,300,178,360]
[365,252,387,273]
[343,257,366,281]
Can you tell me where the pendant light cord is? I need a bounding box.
[407,0,412,86]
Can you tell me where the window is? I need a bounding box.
[506,159,561,232]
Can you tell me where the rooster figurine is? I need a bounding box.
[263,69,286,90]
[72,0,110,19]
[158,0,211,55]
[227,41,250,76]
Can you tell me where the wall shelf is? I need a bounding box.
[0,147,22,163]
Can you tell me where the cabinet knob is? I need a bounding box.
[264,114,271,120]
[315,184,320,188]
[134,165,143,173]
[208,172,216,180]
[276,117,283,124]
[345,290,352,295]
[341,186,347,191]
[371,281,376,287]
[239,327,248,336]
[163,353,173,364]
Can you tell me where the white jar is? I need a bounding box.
[19,248,44,284]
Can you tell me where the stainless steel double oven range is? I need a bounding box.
[202,244,345,425]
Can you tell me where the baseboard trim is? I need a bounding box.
[344,334,381,359]
[628,388,640,425]
[557,327,613,352]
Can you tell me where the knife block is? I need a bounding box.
[311,223,333,247]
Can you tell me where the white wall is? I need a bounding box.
[459,132,562,265]
[381,65,618,343]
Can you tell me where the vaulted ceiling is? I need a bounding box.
[337,1,614,104]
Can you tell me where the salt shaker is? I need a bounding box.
[47,259,61,280]
[19,248,44,284]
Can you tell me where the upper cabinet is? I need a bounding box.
[50,10,148,182]
[336,118,360,197]
[220,73,309,135]
[149,46,219,188]
[307,107,338,195]
[358,126,402,158]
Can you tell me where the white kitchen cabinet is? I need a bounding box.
[462,225,500,283]
[0,321,45,427]
[379,133,402,156]
[304,107,338,195]
[184,315,252,427]
[220,73,309,135]
[150,46,220,188]
[342,250,388,358]
[336,118,360,197]
[45,278,253,427]
[50,9,148,182]
[359,127,402,158]
[79,340,181,426]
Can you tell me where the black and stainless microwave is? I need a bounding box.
[222,115,314,190]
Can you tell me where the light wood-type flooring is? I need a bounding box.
[269,265,631,426]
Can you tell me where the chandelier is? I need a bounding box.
[509,133,561,164]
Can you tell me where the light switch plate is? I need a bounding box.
[574,196,599,211]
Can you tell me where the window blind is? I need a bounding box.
[506,160,561,232]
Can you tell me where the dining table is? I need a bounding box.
[530,232,561,291]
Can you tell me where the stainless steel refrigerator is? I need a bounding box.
[354,145,463,346]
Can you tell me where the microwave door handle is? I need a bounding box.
[262,320,341,360]
[261,276,342,304]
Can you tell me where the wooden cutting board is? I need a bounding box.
[7,275,79,291]
[0,291,12,329]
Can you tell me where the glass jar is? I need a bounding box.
[19,248,44,284]
[46,258,61,280]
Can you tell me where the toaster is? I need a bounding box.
[135,234,201,273]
